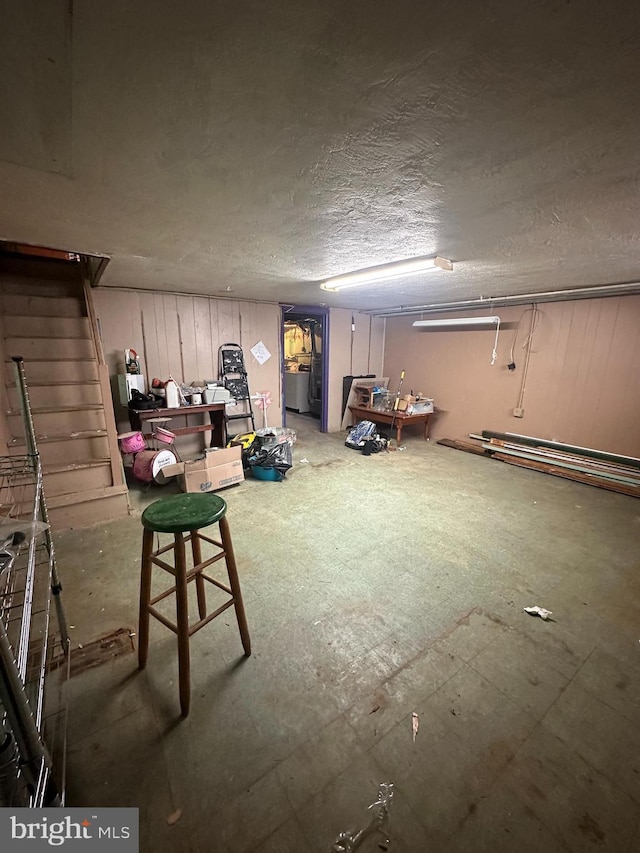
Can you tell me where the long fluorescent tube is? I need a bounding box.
[320,256,453,291]
[412,316,500,327]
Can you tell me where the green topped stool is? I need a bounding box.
[138,492,251,716]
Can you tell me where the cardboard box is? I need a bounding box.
[398,397,434,414]
[162,445,244,493]
[412,399,434,414]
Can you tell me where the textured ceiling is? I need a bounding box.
[1,0,640,312]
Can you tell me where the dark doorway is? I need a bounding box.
[281,305,329,432]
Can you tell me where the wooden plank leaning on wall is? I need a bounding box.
[81,267,129,502]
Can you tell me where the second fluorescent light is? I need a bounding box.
[320,256,453,291]
[412,316,500,328]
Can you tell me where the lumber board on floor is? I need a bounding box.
[437,438,494,457]
[486,439,640,482]
[495,454,640,498]
[480,430,640,470]
[483,442,640,486]
[468,429,640,496]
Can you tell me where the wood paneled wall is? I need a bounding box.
[327,309,385,431]
[94,289,387,436]
[383,295,640,457]
[93,289,282,437]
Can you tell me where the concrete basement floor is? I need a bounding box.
[54,414,640,852]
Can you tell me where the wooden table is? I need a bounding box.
[348,405,432,445]
[129,403,226,447]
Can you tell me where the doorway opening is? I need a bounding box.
[281,305,329,432]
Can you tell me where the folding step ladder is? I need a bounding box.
[218,343,256,440]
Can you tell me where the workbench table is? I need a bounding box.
[129,403,226,447]
[348,405,432,445]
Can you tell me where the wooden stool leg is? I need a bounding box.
[138,528,154,670]
[191,530,207,619]
[219,516,251,657]
[174,532,191,717]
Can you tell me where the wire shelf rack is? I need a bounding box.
[0,454,69,807]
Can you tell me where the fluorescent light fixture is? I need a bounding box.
[320,256,453,291]
[412,316,500,328]
[413,315,502,365]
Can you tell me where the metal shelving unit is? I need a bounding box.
[0,454,69,806]
[0,357,69,807]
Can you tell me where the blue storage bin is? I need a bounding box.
[251,466,283,481]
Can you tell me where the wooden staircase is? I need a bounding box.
[0,256,130,530]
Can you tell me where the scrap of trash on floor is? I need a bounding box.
[331,782,394,852]
[524,605,553,620]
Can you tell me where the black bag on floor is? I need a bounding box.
[345,420,376,449]
[362,436,388,455]
[248,441,293,476]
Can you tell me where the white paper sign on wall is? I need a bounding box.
[250,340,271,365]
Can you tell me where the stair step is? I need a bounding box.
[7,434,110,465]
[0,315,92,339]
[46,484,129,509]
[42,459,114,497]
[10,485,124,510]
[43,459,112,475]
[7,404,104,416]
[6,380,100,387]
[6,333,92,340]
[0,293,86,318]
[0,268,83,299]
[7,405,106,438]
[6,382,104,410]
[47,488,130,532]
[12,485,130,531]
[3,360,99,384]
[9,429,108,446]
[4,337,95,361]
[4,357,97,363]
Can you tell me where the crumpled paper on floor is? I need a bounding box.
[524,605,553,620]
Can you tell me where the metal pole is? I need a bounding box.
[11,358,69,652]
[388,370,405,445]
[0,728,28,806]
[0,620,60,805]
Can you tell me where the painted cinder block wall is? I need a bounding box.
[93,289,385,437]
[382,295,640,457]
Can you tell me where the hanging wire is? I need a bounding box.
[516,305,540,411]
[509,306,540,366]
[349,315,355,374]
[490,318,501,365]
